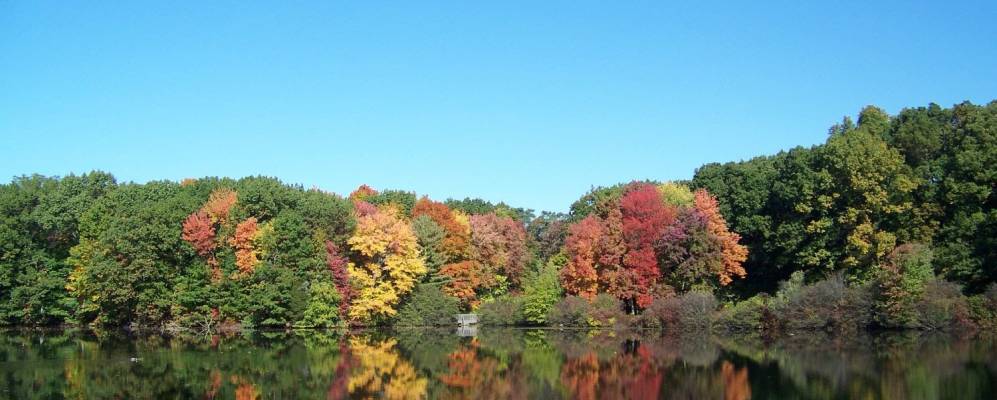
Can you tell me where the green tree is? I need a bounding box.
[412,215,448,283]
[369,189,418,216]
[395,284,459,326]
[522,255,564,325]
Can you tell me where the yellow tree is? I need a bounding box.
[347,208,426,323]
[347,337,428,399]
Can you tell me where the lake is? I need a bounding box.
[1,328,994,399]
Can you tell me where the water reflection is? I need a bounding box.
[0,328,994,399]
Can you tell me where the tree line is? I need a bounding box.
[0,100,994,332]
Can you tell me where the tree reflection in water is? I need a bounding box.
[0,329,994,399]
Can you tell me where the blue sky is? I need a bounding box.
[2,1,996,212]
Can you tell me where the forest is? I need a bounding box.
[1,100,994,335]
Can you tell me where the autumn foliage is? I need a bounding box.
[412,197,471,261]
[559,182,748,311]
[202,188,237,224]
[620,184,676,308]
[346,208,426,323]
[181,188,246,282]
[692,189,747,286]
[230,217,259,274]
[182,211,217,258]
[468,213,530,286]
[353,199,378,217]
[182,210,221,280]
[561,216,601,299]
[325,241,354,318]
[440,260,481,307]
[349,184,378,202]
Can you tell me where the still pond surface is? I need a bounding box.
[1,328,995,399]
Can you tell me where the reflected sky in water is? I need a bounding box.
[0,329,995,399]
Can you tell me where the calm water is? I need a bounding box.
[1,328,994,399]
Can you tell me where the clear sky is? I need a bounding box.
[2,1,996,213]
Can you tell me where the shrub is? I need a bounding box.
[632,303,663,329]
[478,296,524,326]
[914,279,975,331]
[968,283,997,331]
[874,244,934,328]
[774,274,873,332]
[642,291,717,333]
[669,291,717,333]
[714,294,770,334]
[395,284,459,327]
[587,294,625,327]
[547,296,590,327]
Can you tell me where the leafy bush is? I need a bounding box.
[914,279,975,331]
[968,283,997,330]
[774,274,873,332]
[586,294,625,327]
[478,296,524,326]
[395,284,459,327]
[714,294,770,334]
[547,296,590,327]
[641,291,717,333]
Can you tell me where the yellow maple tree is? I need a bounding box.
[347,208,426,323]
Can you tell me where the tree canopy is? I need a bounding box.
[0,100,993,328]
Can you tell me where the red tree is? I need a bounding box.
[620,184,676,309]
[353,199,378,217]
[182,211,216,257]
[325,241,354,317]
[182,211,220,281]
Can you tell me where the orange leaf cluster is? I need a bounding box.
[561,216,602,299]
[693,190,747,285]
[439,260,481,308]
[230,217,259,274]
[202,188,237,224]
[595,207,626,294]
[182,188,240,282]
[412,198,470,261]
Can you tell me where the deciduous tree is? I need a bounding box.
[412,197,471,262]
[346,209,426,323]
[620,184,675,308]
[325,240,353,318]
[560,215,601,299]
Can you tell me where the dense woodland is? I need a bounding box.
[1,101,995,334]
